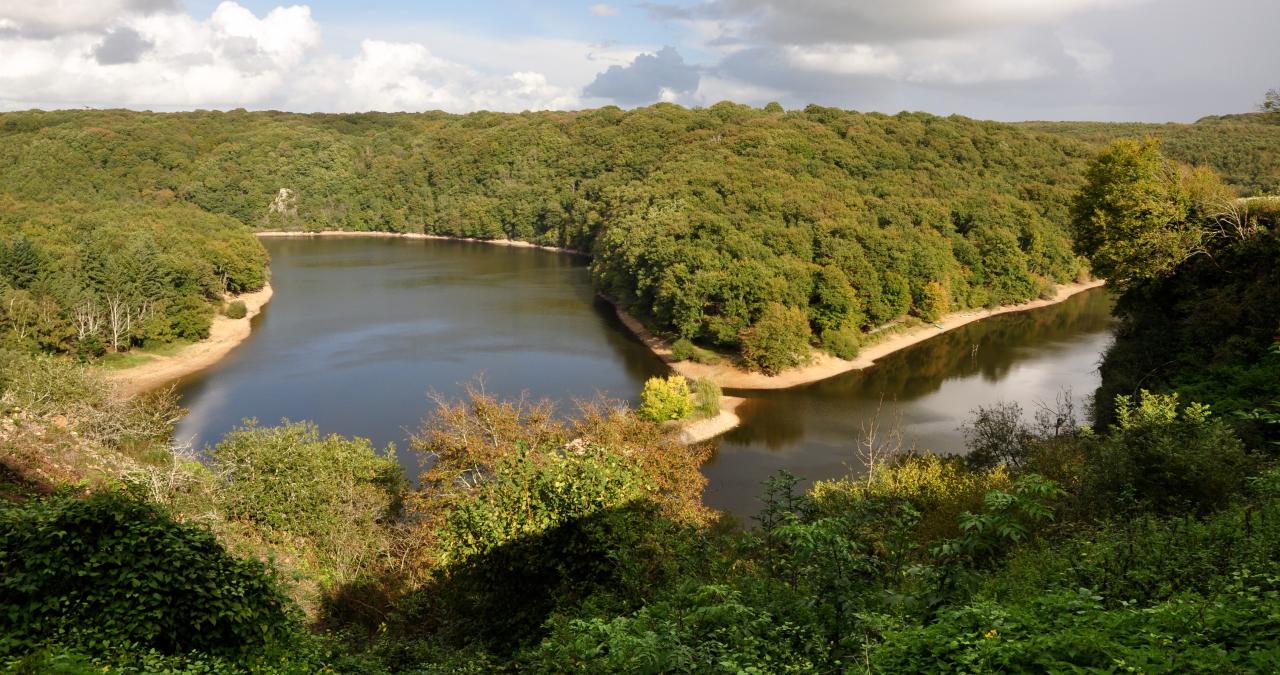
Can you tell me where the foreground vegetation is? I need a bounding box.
[3,105,1276,370]
[2,135,1278,671]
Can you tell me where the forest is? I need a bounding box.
[2,105,1275,371]
[1,94,1279,671]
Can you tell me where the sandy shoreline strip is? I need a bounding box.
[614,279,1106,391]
[255,230,585,256]
[674,396,746,445]
[108,284,274,397]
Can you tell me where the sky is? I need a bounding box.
[0,0,1276,121]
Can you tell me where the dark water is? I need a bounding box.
[704,290,1113,517]
[175,237,1113,520]
[173,237,668,455]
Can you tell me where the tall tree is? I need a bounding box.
[1069,139,1200,287]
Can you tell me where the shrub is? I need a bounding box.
[225,299,248,319]
[1084,391,1252,514]
[820,325,861,360]
[211,421,405,585]
[73,334,106,361]
[409,445,680,654]
[692,378,721,418]
[740,303,811,375]
[962,402,1032,470]
[170,295,214,340]
[0,491,295,659]
[639,375,693,422]
[670,337,694,361]
[530,583,829,673]
[813,454,1010,541]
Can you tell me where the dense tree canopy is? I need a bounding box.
[3,106,1277,369]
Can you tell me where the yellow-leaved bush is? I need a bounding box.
[812,453,1010,541]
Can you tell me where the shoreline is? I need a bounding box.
[255,230,585,256]
[614,279,1106,391]
[107,284,274,397]
[673,396,746,445]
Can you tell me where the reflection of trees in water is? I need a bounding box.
[719,398,808,450]
[729,289,1114,450]
[592,298,671,390]
[833,289,1112,401]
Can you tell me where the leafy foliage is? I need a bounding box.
[211,421,406,585]
[692,377,722,419]
[0,201,267,357]
[1084,391,1252,514]
[739,303,812,375]
[1069,139,1207,286]
[5,106,1280,672]
[638,374,693,422]
[224,299,247,319]
[0,491,294,659]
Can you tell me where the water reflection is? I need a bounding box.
[704,289,1114,518]
[173,238,669,458]
[173,237,1114,522]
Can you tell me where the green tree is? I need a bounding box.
[917,280,950,322]
[1070,140,1200,286]
[0,236,44,289]
[740,303,812,375]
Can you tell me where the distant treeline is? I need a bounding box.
[2,106,1276,368]
[1021,112,1280,195]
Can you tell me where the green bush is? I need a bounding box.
[225,299,248,319]
[820,325,861,360]
[639,375,693,422]
[670,338,694,361]
[170,295,214,339]
[211,421,405,584]
[73,334,106,361]
[0,491,295,659]
[740,304,811,375]
[692,378,721,418]
[1084,391,1252,514]
[418,447,669,653]
[813,454,1010,541]
[872,585,1280,673]
[530,583,829,673]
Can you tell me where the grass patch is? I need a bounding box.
[689,345,723,365]
[97,340,192,370]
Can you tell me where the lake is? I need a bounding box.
[175,237,1113,520]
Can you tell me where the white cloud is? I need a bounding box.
[689,74,786,106]
[0,2,321,108]
[0,2,582,112]
[589,4,619,17]
[289,39,580,112]
[0,0,177,37]
[583,46,700,105]
[784,44,900,76]
[778,38,1051,85]
[1059,34,1112,74]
